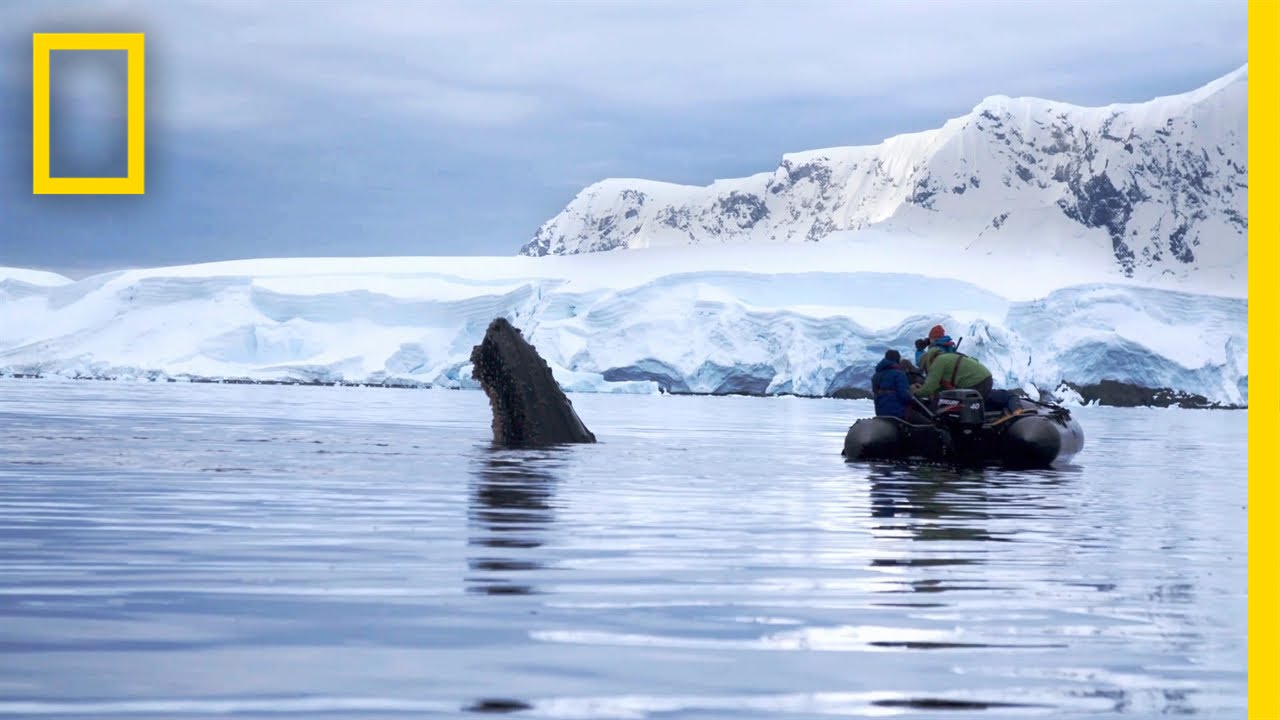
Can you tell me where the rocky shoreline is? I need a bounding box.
[826,380,1244,410]
[1,372,1246,410]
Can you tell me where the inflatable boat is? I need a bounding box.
[842,389,1084,469]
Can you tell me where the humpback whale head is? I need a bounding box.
[470,317,597,447]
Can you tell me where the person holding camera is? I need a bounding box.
[911,324,994,402]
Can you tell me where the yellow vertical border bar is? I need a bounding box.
[125,33,145,192]
[31,32,145,195]
[1250,0,1273,718]
[31,34,52,188]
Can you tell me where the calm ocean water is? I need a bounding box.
[0,379,1246,719]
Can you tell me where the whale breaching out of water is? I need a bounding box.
[470,317,597,447]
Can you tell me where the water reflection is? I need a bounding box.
[465,449,563,596]
[866,462,1005,542]
[861,462,1075,597]
[865,462,1073,538]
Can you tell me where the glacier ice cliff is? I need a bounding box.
[0,255,1247,407]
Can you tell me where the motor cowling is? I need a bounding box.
[936,388,985,427]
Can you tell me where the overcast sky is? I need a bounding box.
[0,0,1248,277]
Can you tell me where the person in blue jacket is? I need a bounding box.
[871,349,914,420]
[913,337,931,368]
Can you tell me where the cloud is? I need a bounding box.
[2,0,1248,136]
[48,48,127,119]
[0,0,1248,273]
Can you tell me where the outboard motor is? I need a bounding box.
[936,389,985,428]
[935,388,986,464]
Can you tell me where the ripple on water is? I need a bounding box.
[0,380,1247,718]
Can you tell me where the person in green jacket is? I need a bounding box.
[913,327,994,401]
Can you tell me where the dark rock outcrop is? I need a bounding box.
[470,318,597,446]
[1059,379,1242,409]
[829,387,875,400]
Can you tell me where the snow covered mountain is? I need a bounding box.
[0,243,1247,407]
[520,66,1247,297]
[0,266,72,287]
[1,68,1248,407]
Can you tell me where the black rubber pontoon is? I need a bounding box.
[842,390,1084,469]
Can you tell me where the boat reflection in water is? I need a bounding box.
[863,461,1075,594]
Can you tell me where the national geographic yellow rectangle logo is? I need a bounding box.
[32,33,145,195]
